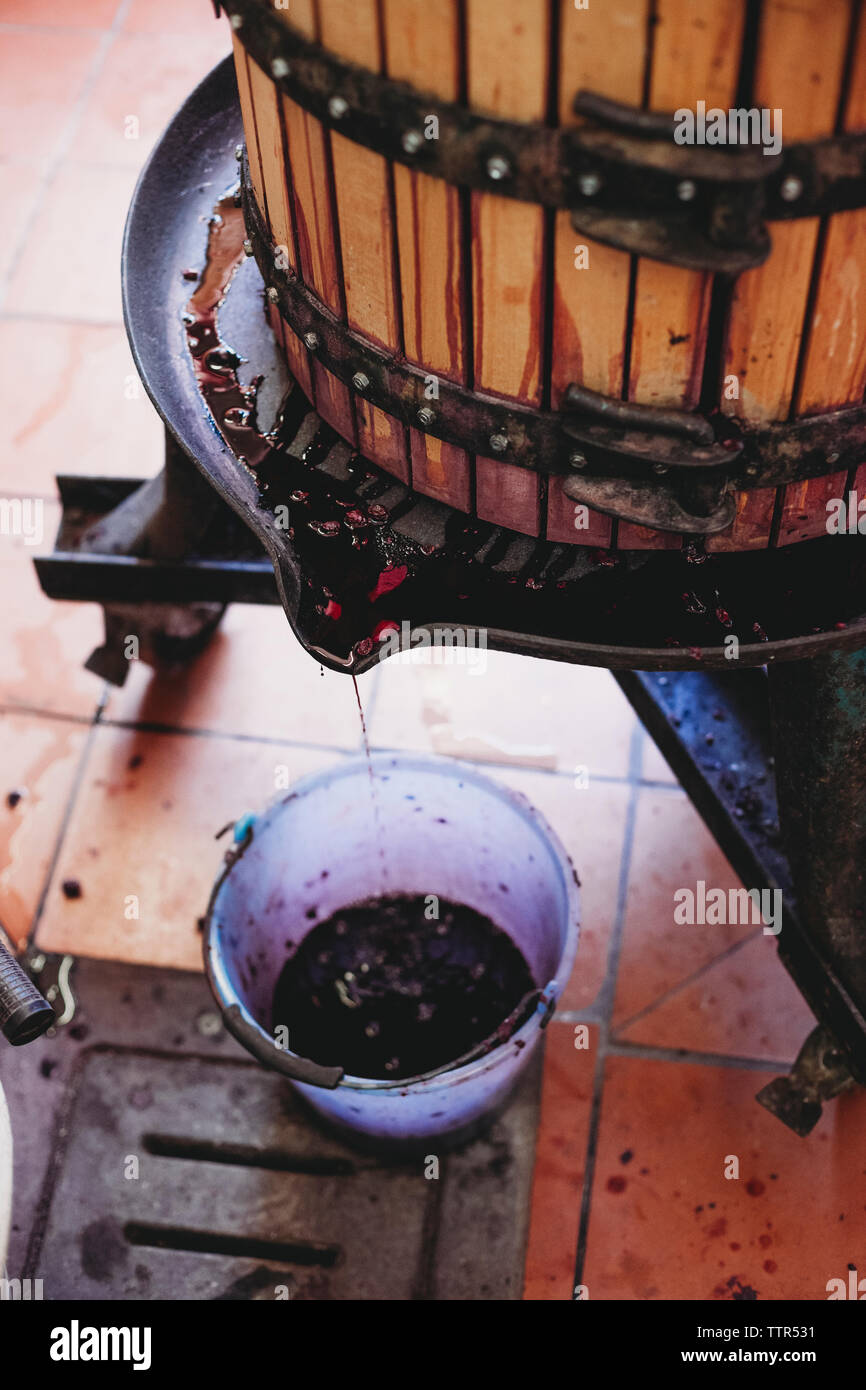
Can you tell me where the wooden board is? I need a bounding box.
[232,32,266,224]
[629,0,745,411]
[467,0,549,537]
[620,0,745,552]
[275,0,357,443]
[711,0,854,551]
[775,0,866,545]
[245,53,314,401]
[546,0,649,547]
[317,0,409,481]
[383,0,470,509]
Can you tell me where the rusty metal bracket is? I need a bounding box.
[220,1,866,272]
[242,157,866,532]
[756,1026,855,1137]
[569,92,866,272]
[561,385,740,534]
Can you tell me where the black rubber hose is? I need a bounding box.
[0,939,55,1045]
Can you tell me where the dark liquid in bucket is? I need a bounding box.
[271,894,536,1081]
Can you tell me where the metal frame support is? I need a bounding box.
[767,649,866,1022]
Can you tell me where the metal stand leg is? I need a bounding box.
[80,432,227,685]
[767,649,866,1013]
[758,650,866,1127]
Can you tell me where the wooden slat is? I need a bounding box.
[630,0,745,411]
[707,0,858,555]
[275,0,357,443]
[616,521,684,550]
[383,0,470,507]
[546,480,614,549]
[547,0,648,547]
[409,433,471,511]
[777,471,850,546]
[468,0,549,537]
[723,0,851,427]
[776,0,862,547]
[245,56,314,401]
[316,0,409,481]
[705,488,778,553]
[792,2,866,416]
[232,33,266,223]
[733,0,853,546]
[623,0,745,552]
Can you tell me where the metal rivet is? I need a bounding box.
[230,13,243,29]
[653,463,669,475]
[489,433,509,454]
[780,175,803,202]
[402,130,424,155]
[416,406,435,428]
[676,179,697,202]
[242,239,253,257]
[352,371,370,393]
[266,287,279,302]
[578,173,601,198]
[234,144,244,162]
[271,57,290,80]
[329,95,349,120]
[486,155,511,182]
[303,331,319,351]
[569,452,587,470]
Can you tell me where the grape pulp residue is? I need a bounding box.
[271,893,536,1080]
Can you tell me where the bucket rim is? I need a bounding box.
[203,750,580,1091]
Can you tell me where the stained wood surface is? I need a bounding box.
[273,0,357,445]
[383,0,470,509]
[237,0,864,552]
[546,0,649,547]
[466,0,548,536]
[619,0,744,551]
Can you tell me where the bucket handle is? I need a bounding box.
[222,1004,344,1089]
[206,813,344,1089]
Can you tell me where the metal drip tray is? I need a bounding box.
[34,1049,541,1300]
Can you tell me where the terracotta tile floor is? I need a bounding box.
[2,0,863,1303]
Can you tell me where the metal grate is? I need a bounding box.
[34,1047,541,1300]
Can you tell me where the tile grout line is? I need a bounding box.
[0,312,125,329]
[3,699,674,787]
[570,717,643,1296]
[550,1016,792,1074]
[23,709,107,953]
[605,1039,792,1073]
[609,924,766,1040]
[0,0,135,313]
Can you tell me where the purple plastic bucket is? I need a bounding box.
[204,753,579,1149]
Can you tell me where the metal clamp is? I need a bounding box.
[561,385,739,534]
[570,92,866,273]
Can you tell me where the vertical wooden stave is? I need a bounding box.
[547,0,649,548]
[232,32,267,219]
[315,0,409,481]
[467,0,550,538]
[245,54,314,401]
[774,0,865,546]
[714,0,853,551]
[619,0,746,551]
[274,0,357,443]
[382,0,472,509]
